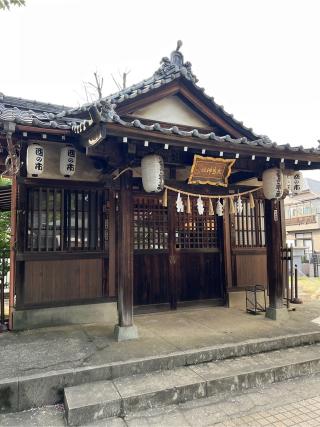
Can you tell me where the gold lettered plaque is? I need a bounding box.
[188,155,235,187]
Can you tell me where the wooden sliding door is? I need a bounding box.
[133,193,223,308]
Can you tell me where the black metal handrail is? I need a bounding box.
[0,250,10,330]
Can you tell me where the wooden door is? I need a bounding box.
[133,195,169,306]
[174,197,223,302]
[133,194,223,307]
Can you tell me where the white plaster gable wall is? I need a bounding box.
[133,95,210,128]
[27,141,102,181]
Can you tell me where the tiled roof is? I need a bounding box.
[54,43,259,140]
[0,93,70,114]
[72,101,320,155]
[0,103,71,130]
[0,42,319,158]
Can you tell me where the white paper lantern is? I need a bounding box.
[262,168,283,200]
[141,155,164,193]
[26,143,44,177]
[292,171,303,195]
[60,144,76,177]
[283,170,294,195]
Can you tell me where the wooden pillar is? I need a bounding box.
[8,175,17,330]
[168,192,178,309]
[222,199,233,291]
[108,190,116,298]
[114,170,138,340]
[265,199,288,319]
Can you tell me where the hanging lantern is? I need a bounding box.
[283,170,294,195]
[60,144,77,177]
[141,154,164,193]
[26,143,44,177]
[216,198,224,216]
[176,192,184,213]
[262,168,283,200]
[292,171,303,195]
[197,196,204,215]
[236,195,243,214]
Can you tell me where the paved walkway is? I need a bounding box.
[1,302,320,381]
[124,373,320,427]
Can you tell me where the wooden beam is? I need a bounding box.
[117,170,134,327]
[116,79,245,139]
[116,81,179,115]
[105,122,320,164]
[179,85,242,138]
[16,125,71,135]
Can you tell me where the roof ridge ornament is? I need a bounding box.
[171,40,184,66]
[154,40,198,83]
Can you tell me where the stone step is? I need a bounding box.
[4,331,320,414]
[64,343,320,426]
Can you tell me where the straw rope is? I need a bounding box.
[163,184,261,199]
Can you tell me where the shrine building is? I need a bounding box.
[0,42,319,338]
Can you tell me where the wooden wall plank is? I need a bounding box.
[23,258,105,307]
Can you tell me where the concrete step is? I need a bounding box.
[4,331,320,414]
[64,342,320,426]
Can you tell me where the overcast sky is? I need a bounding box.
[0,0,319,179]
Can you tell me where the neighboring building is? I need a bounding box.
[285,178,320,257]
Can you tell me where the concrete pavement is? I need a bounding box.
[1,302,320,381]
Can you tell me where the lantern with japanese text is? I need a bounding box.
[60,144,76,177]
[292,171,303,195]
[262,168,283,200]
[283,170,294,195]
[26,143,44,177]
[141,154,164,193]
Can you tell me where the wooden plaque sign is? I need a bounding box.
[188,155,235,187]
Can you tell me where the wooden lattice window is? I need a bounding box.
[26,186,107,252]
[176,199,217,249]
[133,196,168,250]
[234,198,265,247]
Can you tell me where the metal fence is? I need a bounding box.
[0,250,10,330]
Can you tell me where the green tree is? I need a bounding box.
[0,178,10,253]
[0,0,25,10]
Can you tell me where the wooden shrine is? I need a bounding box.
[0,42,320,337]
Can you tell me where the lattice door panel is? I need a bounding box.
[234,198,265,248]
[176,198,217,249]
[133,196,168,250]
